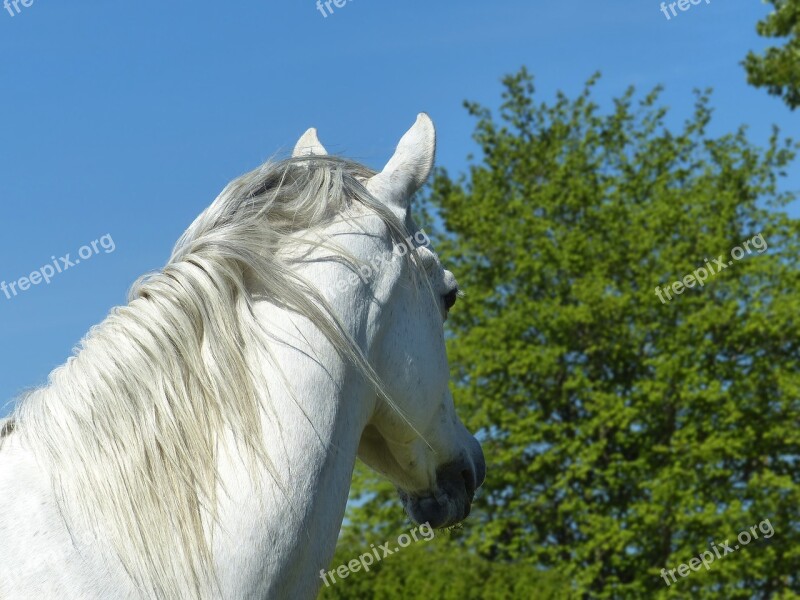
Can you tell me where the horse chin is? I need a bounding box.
[397,459,478,529]
[399,488,473,529]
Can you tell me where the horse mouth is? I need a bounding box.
[398,461,479,529]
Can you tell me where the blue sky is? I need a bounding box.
[1,0,797,415]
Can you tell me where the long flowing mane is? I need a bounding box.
[9,156,413,599]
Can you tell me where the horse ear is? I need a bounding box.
[367,113,436,210]
[293,128,328,157]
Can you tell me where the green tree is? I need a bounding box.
[325,69,800,599]
[744,0,800,110]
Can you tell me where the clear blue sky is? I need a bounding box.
[1,1,797,415]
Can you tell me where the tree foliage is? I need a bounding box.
[744,0,800,110]
[324,69,800,599]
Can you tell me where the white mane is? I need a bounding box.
[8,156,417,598]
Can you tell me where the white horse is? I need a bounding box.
[0,114,485,599]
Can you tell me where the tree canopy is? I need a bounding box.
[744,0,800,110]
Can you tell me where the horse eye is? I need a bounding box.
[443,289,458,311]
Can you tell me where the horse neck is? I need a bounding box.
[212,293,377,598]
